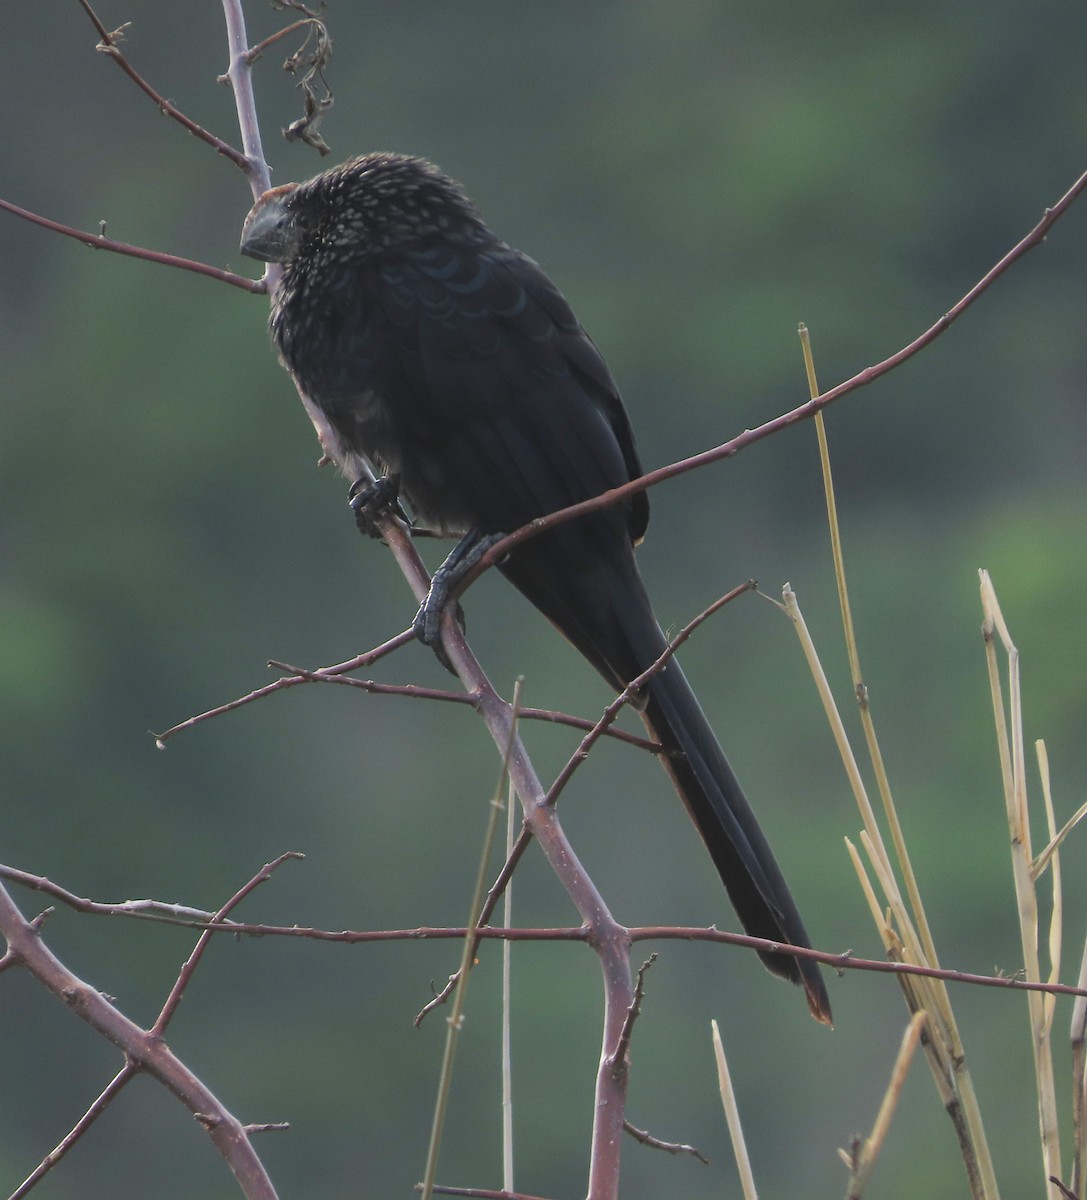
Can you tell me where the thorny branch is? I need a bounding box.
[151,852,304,1035]
[0,0,336,299]
[152,639,662,756]
[4,4,1087,1199]
[77,0,250,167]
[425,1187,556,1200]
[610,954,658,1073]
[0,2,322,1197]
[0,197,262,291]
[457,162,1087,596]
[622,1120,710,1166]
[0,856,289,1200]
[8,1066,137,1200]
[6,863,1087,1003]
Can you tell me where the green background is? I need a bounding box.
[3,3,1087,1197]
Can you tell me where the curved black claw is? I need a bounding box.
[349,474,404,539]
[412,529,506,671]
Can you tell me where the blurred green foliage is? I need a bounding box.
[2,3,1087,1198]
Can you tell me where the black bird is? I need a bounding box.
[241,153,831,1023]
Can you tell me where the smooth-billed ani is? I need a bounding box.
[240,153,830,1023]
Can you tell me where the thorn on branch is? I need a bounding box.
[0,197,259,290]
[416,971,461,1027]
[610,953,657,1070]
[94,22,131,51]
[29,907,54,932]
[423,1185,557,1200]
[78,0,247,169]
[623,1119,710,1165]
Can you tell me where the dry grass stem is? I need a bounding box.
[420,684,524,1200]
[979,571,1063,1195]
[711,1020,759,1200]
[789,588,976,1097]
[502,775,516,1193]
[843,1010,928,1200]
[800,328,943,972]
[1070,935,1087,1197]
[1031,793,1087,884]
[788,326,1002,1199]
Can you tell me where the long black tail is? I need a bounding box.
[500,526,831,1024]
[639,652,831,1023]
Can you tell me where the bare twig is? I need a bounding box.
[221,0,274,199]
[246,19,320,63]
[156,640,662,755]
[9,1064,137,1199]
[0,197,261,291]
[77,0,249,168]
[6,863,1086,1000]
[152,853,303,1035]
[623,1120,709,1165]
[609,954,657,1074]
[424,1187,556,1200]
[414,824,536,1026]
[461,162,1087,591]
[153,631,417,745]
[0,877,280,1200]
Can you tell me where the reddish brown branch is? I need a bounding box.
[245,18,322,65]
[153,630,417,745]
[155,638,662,756]
[0,10,292,1193]
[610,954,657,1073]
[425,1187,556,1200]
[9,863,1085,1000]
[77,0,250,169]
[467,162,1087,583]
[151,853,303,1035]
[0,877,279,1200]
[414,823,536,1026]
[39,6,1082,1192]
[250,512,635,1192]
[10,1064,137,1199]
[0,197,261,292]
[623,1119,709,1165]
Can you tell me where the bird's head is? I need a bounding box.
[239,183,302,264]
[240,153,489,267]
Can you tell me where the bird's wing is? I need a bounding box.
[371,241,648,541]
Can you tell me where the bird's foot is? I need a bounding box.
[412,530,506,670]
[348,474,405,539]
